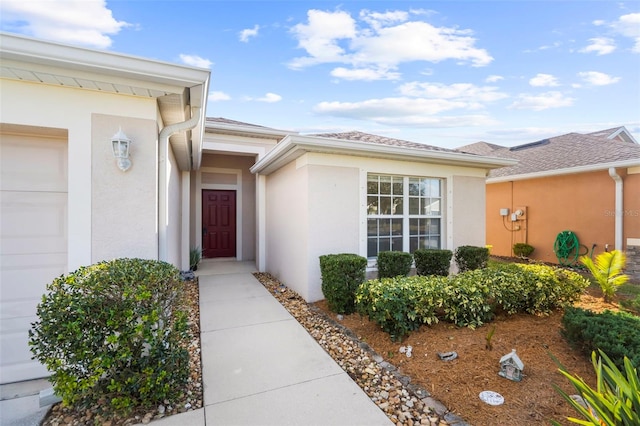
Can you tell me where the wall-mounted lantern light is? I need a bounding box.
[111,128,132,172]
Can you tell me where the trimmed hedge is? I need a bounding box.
[454,245,489,272]
[561,307,640,369]
[513,243,534,257]
[319,253,367,314]
[356,262,589,340]
[413,249,452,276]
[29,258,189,414]
[377,251,413,278]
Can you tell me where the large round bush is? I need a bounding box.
[29,258,190,414]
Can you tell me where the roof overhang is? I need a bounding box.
[250,134,518,175]
[205,121,293,140]
[487,158,640,183]
[0,32,210,171]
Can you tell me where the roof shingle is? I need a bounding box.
[311,131,458,153]
[460,127,640,178]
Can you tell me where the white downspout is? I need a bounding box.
[608,167,623,251]
[158,107,201,262]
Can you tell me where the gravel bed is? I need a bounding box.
[254,273,469,426]
[42,279,203,426]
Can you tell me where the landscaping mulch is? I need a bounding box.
[314,285,634,426]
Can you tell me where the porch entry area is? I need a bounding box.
[202,189,236,258]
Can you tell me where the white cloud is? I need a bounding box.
[288,8,492,79]
[314,97,496,127]
[509,91,574,111]
[0,0,128,48]
[256,93,282,103]
[288,9,357,69]
[580,37,616,55]
[398,82,508,104]
[208,91,231,101]
[179,54,212,69]
[485,75,504,83]
[330,67,401,81]
[239,25,260,43]
[359,9,409,30]
[578,71,621,86]
[529,73,560,87]
[612,13,640,52]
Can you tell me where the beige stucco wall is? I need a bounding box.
[265,160,310,299]
[263,151,489,302]
[91,114,158,262]
[451,175,487,248]
[1,79,158,271]
[306,163,360,302]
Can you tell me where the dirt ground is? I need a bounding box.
[315,284,633,426]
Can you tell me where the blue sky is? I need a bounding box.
[2,1,639,149]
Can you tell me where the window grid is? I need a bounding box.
[367,174,442,258]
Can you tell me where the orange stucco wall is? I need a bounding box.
[486,169,639,264]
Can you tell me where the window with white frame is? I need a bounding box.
[367,174,443,258]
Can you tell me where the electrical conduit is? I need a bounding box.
[158,107,201,262]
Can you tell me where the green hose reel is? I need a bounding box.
[553,230,580,265]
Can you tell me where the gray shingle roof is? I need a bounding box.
[311,131,458,153]
[457,141,505,156]
[458,127,640,178]
[206,117,274,129]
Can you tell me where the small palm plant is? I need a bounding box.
[551,350,640,426]
[580,250,628,303]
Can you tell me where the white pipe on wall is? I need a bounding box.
[608,167,623,251]
[158,107,201,262]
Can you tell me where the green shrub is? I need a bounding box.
[377,251,413,278]
[355,277,421,341]
[355,262,590,340]
[561,307,640,369]
[487,263,589,315]
[551,350,640,426]
[620,294,640,314]
[440,270,495,328]
[413,249,452,276]
[454,245,489,272]
[319,253,367,314]
[29,258,189,414]
[513,243,534,257]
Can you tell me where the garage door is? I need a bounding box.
[0,131,68,384]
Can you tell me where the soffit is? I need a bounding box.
[1,33,211,171]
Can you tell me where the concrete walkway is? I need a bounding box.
[195,260,391,425]
[1,260,391,426]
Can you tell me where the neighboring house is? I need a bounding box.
[1,33,516,385]
[458,127,640,273]
[0,33,210,384]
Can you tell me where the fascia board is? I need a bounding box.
[250,134,518,175]
[0,32,210,91]
[206,122,293,139]
[487,158,640,183]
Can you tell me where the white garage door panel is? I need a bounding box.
[0,136,67,192]
[0,253,67,309]
[1,192,68,254]
[0,191,67,255]
[0,132,68,384]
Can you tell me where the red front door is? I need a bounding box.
[202,190,236,258]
